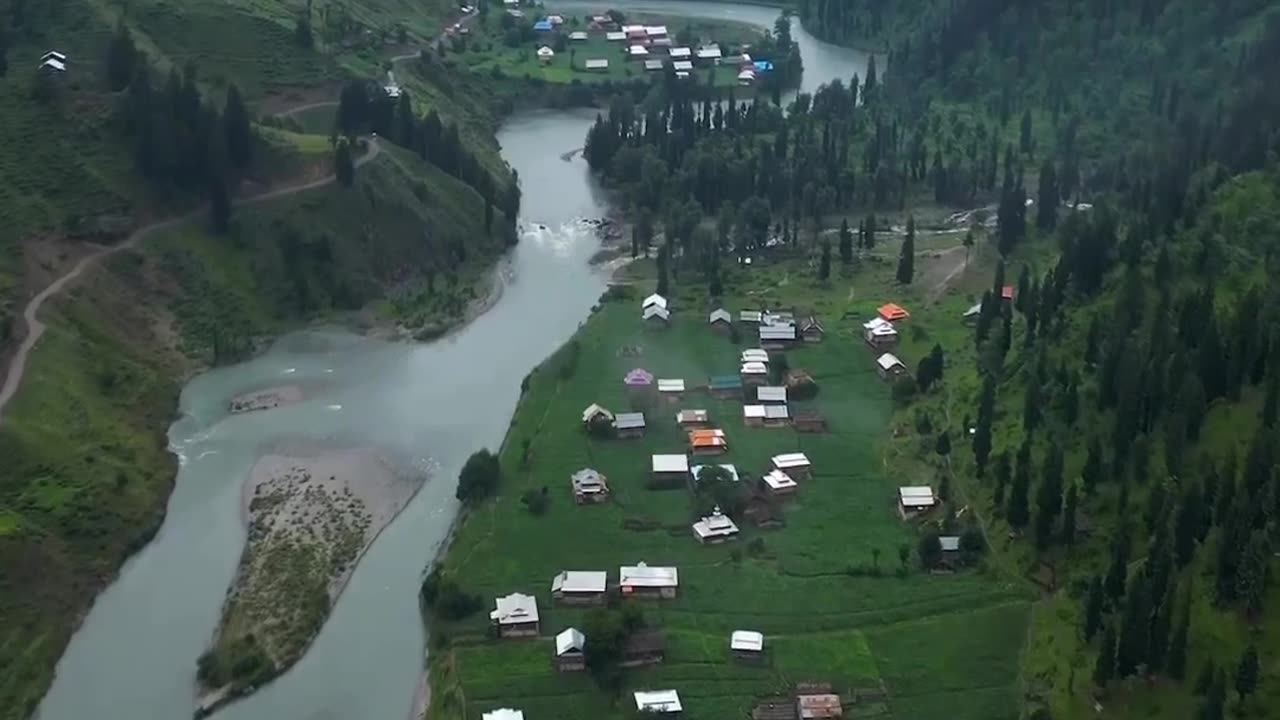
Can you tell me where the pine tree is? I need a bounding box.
[1174,483,1202,566]
[1093,624,1117,688]
[1116,570,1151,677]
[1036,158,1059,230]
[209,178,230,234]
[896,216,915,283]
[1235,645,1259,700]
[839,218,853,264]
[1147,585,1173,674]
[335,141,355,187]
[1034,443,1064,550]
[818,240,831,280]
[1083,576,1105,641]
[1201,669,1227,720]
[1105,525,1131,602]
[1082,437,1103,494]
[1167,592,1190,680]
[935,432,951,456]
[972,377,997,476]
[223,84,253,169]
[1007,439,1033,531]
[1061,481,1079,546]
[656,244,670,297]
[106,20,137,91]
[993,452,1010,508]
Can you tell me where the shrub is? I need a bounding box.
[456,449,500,504]
[521,486,550,515]
[918,532,943,569]
[891,375,919,405]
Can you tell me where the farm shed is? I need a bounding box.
[772,453,812,480]
[614,412,647,439]
[635,689,683,715]
[490,592,539,638]
[797,693,843,719]
[762,469,798,497]
[692,507,740,543]
[800,316,825,342]
[677,409,710,427]
[898,486,937,518]
[793,410,827,433]
[651,454,691,488]
[876,353,907,378]
[710,374,744,398]
[570,468,610,503]
[622,629,667,667]
[555,627,586,672]
[878,303,910,322]
[551,570,608,605]
[620,562,679,598]
[731,630,766,663]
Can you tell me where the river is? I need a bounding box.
[35,5,868,720]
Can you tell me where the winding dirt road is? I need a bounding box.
[0,139,382,423]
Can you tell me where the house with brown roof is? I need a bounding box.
[797,693,843,719]
[793,410,827,433]
[688,429,728,455]
[621,629,667,667]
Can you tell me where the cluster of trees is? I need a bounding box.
[456,448,501,504]
[333,80,520,240]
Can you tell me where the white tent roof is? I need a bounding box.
[772,453,811,469]
[652,454,689,473]
[552,570,607,594]
[620,562,679,588]
[731,630,764,652]
[877,353,905,371]
[635,689,683,713]
[556,627,586,656]
[490,592,539,625]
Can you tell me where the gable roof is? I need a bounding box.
[652,454,689,473]
[877,353,905,371]
[620,562,678,587]
[643,293,668,309]
[709,308,732,324]
[490,592,539,625]
[553,570,607,594]
[878,303,910,321]
[582,403,614,423]
[730,630,764,652]
[556,627,586,656]
[643,305,671,321]
[772,452,811,469]
[614,412,646,430]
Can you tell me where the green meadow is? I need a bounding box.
[430,229,1034,719]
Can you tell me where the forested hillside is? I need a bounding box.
[579,1,1280,718]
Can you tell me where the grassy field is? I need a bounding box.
[427,224,1033,719]
[453,10,766,87]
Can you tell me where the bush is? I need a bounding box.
[521,486,550,515]
[891,375,919,405]
[918,532,943,569]
[456,449,501,504]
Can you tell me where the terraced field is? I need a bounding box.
[431,240,1033,719]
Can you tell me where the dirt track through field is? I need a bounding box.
[0,139,382,424]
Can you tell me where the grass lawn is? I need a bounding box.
[430,226,1033,719]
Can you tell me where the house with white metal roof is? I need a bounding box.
[898,486,936,518]
[757,386,787,404]
[743,404,789,427]
[606,30,626,41]
[709,308,732,327]
[673,60,694,72]
[730,630,765,662]
[692,507,739,544]
[877,353,907,378]
[772,452,811,479]
[759,323,797,347]
[614,412,647,439]
[741,348,770,363]
[740,361,769,385]
[555,627,587,672]
[669,46,692,59]
[677,408,709,427]
[643,293,668,310]
[643,304,671,325]
[658,378,686,395]
[584,58,610,71]
[552,570,608,604]
[582,403,614,425]
[570,468,610,503]
[762,469,798,496]
[635,689,683,714]
[696,44,722,61]
[644,25,668,37]
[490,592,540,638]
[651,454,690,488]
[620,562,679,598]
[630,44,651,57]
[482,709,525,720]
[644,58,665,71]
[569,30,588,41]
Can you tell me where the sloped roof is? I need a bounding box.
[490,593,538,625]
[556,627,586,656]
[731,630,764,651]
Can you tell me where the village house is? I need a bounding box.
[741,361,769,386]
[643,304,671,326]
[676,409,710,428]
[39,50,67,73]
[644,24,668,37]
[752,696,799,720]
[709,308,732,333]
[688,429,728,455]
[800,316,825,343]
[962,301,983,323]
[673,60,694,72]
[939,535,962,566]
[620,562,679,598]
[658,378,686,401]
[554,627,586,672]
[772,452,812,480]
[606,30,626,41]
[696,44,723,63]
[742,348,770,364]
[622,629,667,667]
[490,592,540,638]
[878,303,910,322]
[635,689,683,715]
[692,507,740,543]
[582,403,614,427]
[571,468,610,503]
[482,709,525,720]
[624,368,655,394]
[644,58,665,71]
[757,386,787,404]
[614,412,647,439]
[898,486,937,519]
[863,317,899,347]
[759,323,797,349]
[629,44,651,58]
[762,469,798,497]
[651,454,691,488]
[569,30,589,41]
[731,630,766,663]
[709,374,744,398]
[692,463,740,488]
[643,293,667,310]
[670,46,692,59]
[797,693,843,719]
[744,404,790,427]
[792,410,827,433]
[536,45,555,64]
[739,310,763,324]
[584,58,610,71]
[551,570,608,605]
[876,353,907,379]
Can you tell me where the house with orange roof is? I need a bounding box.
[878,303,910,322]
[688,429,728,455]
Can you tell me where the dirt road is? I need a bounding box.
[0,139,382,423]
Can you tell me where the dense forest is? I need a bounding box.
[584,2,1280,717]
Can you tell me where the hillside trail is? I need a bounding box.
[0,138,382,424]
